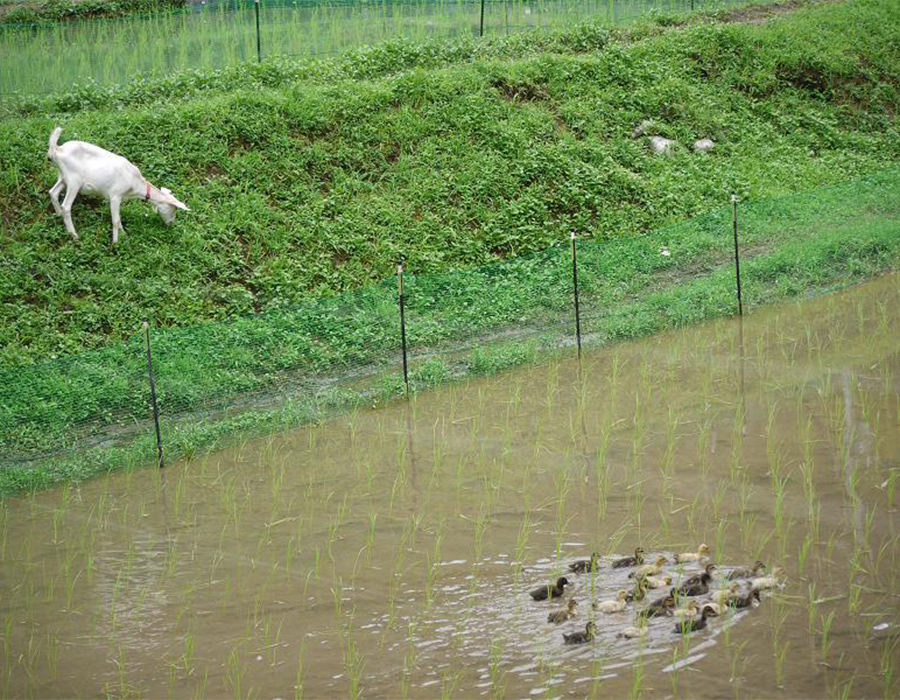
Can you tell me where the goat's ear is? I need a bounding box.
[171,197,190,211]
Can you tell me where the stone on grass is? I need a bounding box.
[648,136,677,156]
[693,138,716,152]
[631,120,655,139]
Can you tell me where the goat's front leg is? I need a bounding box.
[109,196,123,244]
[49,177,64,217]
[60,181,81,240]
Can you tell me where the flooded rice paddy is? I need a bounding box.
[2,273,900,698]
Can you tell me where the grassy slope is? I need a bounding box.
[1,0,899,365]
[2,0,900,494]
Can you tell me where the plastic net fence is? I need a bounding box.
[1,0,769,95]
[2,166,900,484]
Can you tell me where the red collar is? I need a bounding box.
[145,182,152,201]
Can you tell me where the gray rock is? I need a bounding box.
[631,120,655,139]
[693,138,716,152]
[648,136,677,156]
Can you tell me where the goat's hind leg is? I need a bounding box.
[49,177,64,217]
[60,182,81,240]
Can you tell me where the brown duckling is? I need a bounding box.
[563,621,596,645]
[530,576,569,601]
[548,598,578,624]
[674,570,714,597]
[729,589,762,610]
[674,606,713,634]
[594,590,628,613]
[569,553,600,574]
[629,556,668,579]
[642,594,676,618]
[675,543,710,564]
[683,563,717,584]
[726,560,766,580]
[626,576,651,603]
[612,547,645,569]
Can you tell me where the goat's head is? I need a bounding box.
[151,187,190,225]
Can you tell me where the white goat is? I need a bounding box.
[47,126,189,243]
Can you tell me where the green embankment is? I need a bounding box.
[0,0,184,24]
[1,0,900,493]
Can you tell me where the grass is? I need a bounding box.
[1,0,900,492]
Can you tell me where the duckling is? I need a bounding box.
[563,621,596,645]
[729,588,761,610]
[618,619,648,639]
[548,598,578,624]
[593,590,628,613]
[726,560,766,580]
[530,576,569,601]
[751,567,786,591]
[712,582,741,606]
[674,571,713,597]
[700,602,724,617]
[684,563,717,582]
[612,547,645,569]
[674,606,713,634]
[626,576,651,603]
[644,573,673,589]
[671,600,700,619]
[642,594,676,618]
[629,556,668,579]
[674,543,711,564]
[569,553,600,574]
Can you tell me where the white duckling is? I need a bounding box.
[751,567,786,591]
[671,600,701,619]
[629,556,668,579]
[712,582,741,606]
[644,573,673,589]
[674,543,710,564]
[593,590,628,613]
[618,618,649,639]
[701,601,724,616]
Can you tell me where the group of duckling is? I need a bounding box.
[528,545,785,645]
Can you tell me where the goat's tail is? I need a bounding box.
[47,126,63,161]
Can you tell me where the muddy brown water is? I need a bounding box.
[3,274,900,699]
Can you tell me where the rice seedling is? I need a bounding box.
[879,636,899,699]
[342,623,366,700]
[489,639,507,699]
[820,610,836,660]
[225,644,246,700]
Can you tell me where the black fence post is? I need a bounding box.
[479,0,485,37]
[571,232,583,358]
[255,0,262,63]
[143,319,165,469]
[397,263,410,395]
[731,194,744,317]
